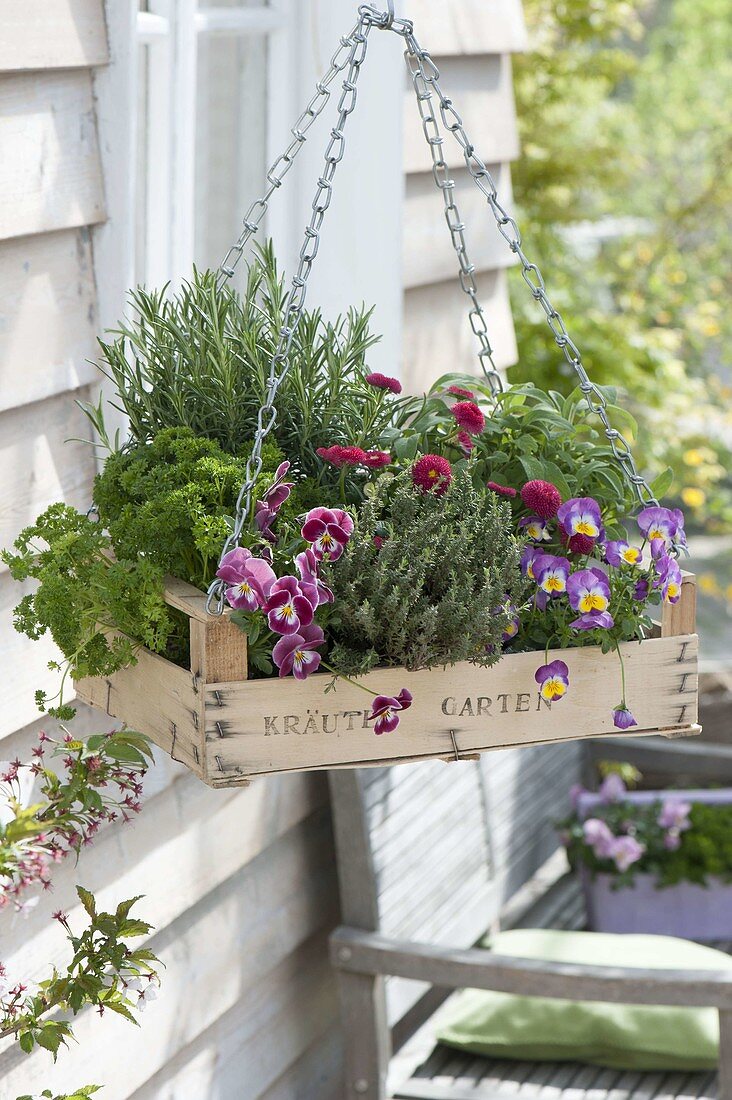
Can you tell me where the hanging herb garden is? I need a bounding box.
[2,5,698,787]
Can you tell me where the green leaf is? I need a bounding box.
[19,1031,35,1054]
[76,886,97,918]
[650,465,674,500]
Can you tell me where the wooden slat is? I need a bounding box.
[403,268,517,393]
[405,0,528,56]
[404,56,519,174]
[662,573,697,638]
[0,0,108,71]
[403,164,516,289]
[0,387,97,566]
[0,229,99,413]
[0,70,105,241]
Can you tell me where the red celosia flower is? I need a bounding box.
[521,479,562,518]
[365,372,402,394]
[452,401,485,436]
[412,454,452,495]
[362,450,392,469]
[447,385,476,399]
[487,481,517,498]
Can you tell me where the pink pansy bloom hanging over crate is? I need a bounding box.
[273,624,325,680]
[368,689,413,735]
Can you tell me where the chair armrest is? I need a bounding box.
[330,926,732,1010]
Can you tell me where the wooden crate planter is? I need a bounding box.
[74,573,699,788]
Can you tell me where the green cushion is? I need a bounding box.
[436,928,732,1071]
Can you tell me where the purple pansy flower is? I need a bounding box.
[612,706,638,730]
[264,576,316,636]
[519,515,552,542]
[534,554,571,597]
[605,540,644,568]
[500,599,520,644]
[654,553,683,604]
[599,772,627,803]
[272,624,325,680]
[658,799,692,831]
[368,689,413,736]
[521,545,542,579]
[583,818,616,859]
[633,576,650,602]
[557,497,603,541]
[567,568,611,616]
[570,610,615,630]
[610,834,645,872]
[637,506,686,550]
[301,507,354,562]
[534,660,570,703]
[216,547,276,611]
[295,548,333,607]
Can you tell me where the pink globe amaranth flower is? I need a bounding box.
[452,400,485,436]
[487,480,517,499]
[654,552,683,604]
[295,548,333,606]
[599,772,626,803]
[362,449,392,469]
[637,506,686,550]
[612,706,638,731]
[557,497,603,540]
[367,688,413,735]
[570,610,615,631]
[412,454,452,495]
[583,818,615,859]
[365,372,402,394]
[217,547,277,611]
[605,540,643,568]
[521,480,562,519]
[534,554,571,597]
[264,576,316,636]
[519,515,552,542]
[610,834,645,873]
[447,384,476,399]
[658,798,692,831]
[567,567,611,615]
[457,430,475,455]
[273,624,325,680]
[301,507,354,561]
[534,659,569,703]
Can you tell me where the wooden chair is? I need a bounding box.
[329,736,732,1100]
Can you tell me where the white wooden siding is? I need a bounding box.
[0,0,109,71]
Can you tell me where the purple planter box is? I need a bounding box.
[577,788,732,939]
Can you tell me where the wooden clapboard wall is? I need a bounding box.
[402,0,527,390]
[0,2,528,1097]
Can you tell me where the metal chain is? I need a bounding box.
[405,48,504,398]
[206,14,373,614]
[215,18,364,287]
[402,26,661,516]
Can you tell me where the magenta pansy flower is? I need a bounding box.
[654,553,683,604]
[612,706,638,730]
[610,834,645,872]
[534,554,571,597]
[272,624,325,680]
[599,772,626,803]
[583,818,615,859]
[301,507,354,562]
[658,799,692,831]
[368,688,413,736]
[534,659,569,703]
[570,610,615,630]
[567,568,611,615]
[216,547,276,611]
[519,515,552,542]
[605,540,643,568]
[557,497,602,540]
[264,576,315,636]
[637,506,686,550]
[295,548,333,607]
[255,461,294,542]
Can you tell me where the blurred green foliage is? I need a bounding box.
[509,0,732,532]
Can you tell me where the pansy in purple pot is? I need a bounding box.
[605,540,644,568]
[534,554,571,597]
[216,547,276,611]
[610,834,645,873]
[556,497,603,541]
[583,818,616,859]
[534,660,570,703]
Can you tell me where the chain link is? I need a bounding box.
[402,26,662,518]
[405,48,504,397]
[206,13,374,614]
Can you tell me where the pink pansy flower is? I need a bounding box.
[368,689,413,735]
[534,554,571,597]
[255,461,295,542]
[557,497,602,540]
[599,772,626,803]
[295,548,333,607]
[612,706,637,730]
[567,568,611,615]
[610,834,645,873]
[519,515,552,542]
[637,506,686,550]
[264,576,315,636]
[217,548,276,611]
[658,799,692,831]
[570,610,615,630]
[273,624,325,680]
[534,659,569,703]
[654,553,683,603]
[521,545,542,579]
[583,818,616,859]
[605,540,644,568]
[301,507,354,562]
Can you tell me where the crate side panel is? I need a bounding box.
[204,634,698,781]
